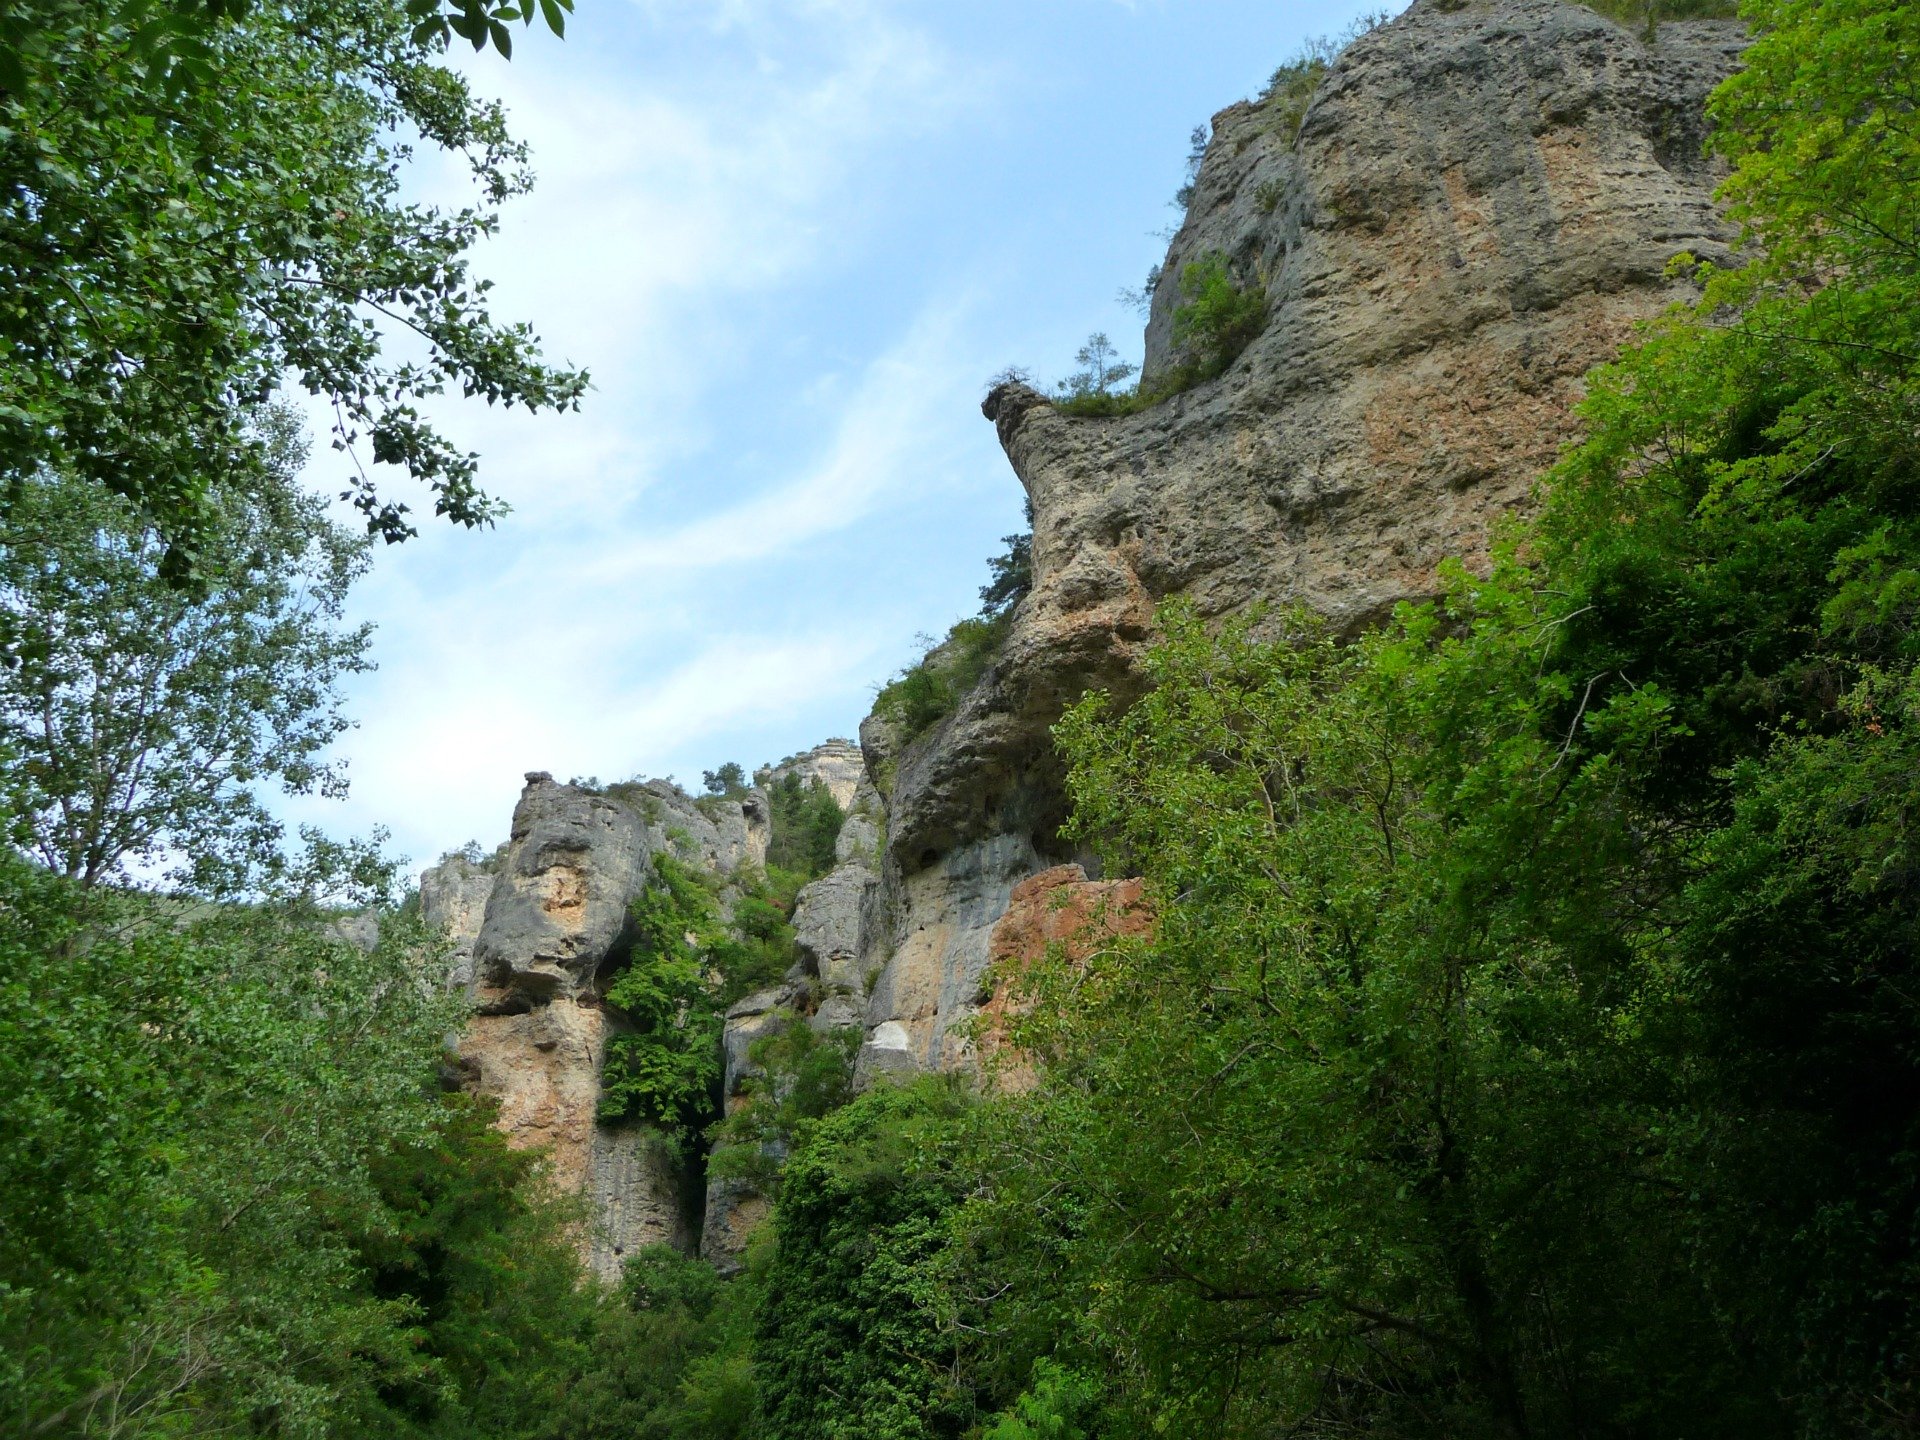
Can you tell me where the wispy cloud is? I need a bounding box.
[581,296,984,574]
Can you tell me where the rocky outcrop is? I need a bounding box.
[761,739,864,809]
[701,762,881,1269]
[857,0,1746,1078]
[700,984,789,1272]
[471,774,650,1006]
[450,775,679,1278]
[417,0,1753,1285]
[419,751,876,1277]
[419,852,495,988]
[612,777,770,876]
[858,832,1043,1079]
[422,771,771,1280]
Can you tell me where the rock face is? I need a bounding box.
[418,852,494,988]
[418,0,1750,1283]
[700,765,883,1271]
[762,739,864,809]
[975,865,1156,1091]
[421,772,773,1280]
[856,0,1746,1078]
[471,775,650,1005]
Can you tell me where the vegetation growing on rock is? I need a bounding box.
[1052,253,1268,417]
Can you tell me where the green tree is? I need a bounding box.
[553,1245,760,1440]
[966,0,1920,1430]
[755,1080,976,1440]
[1054,334,1136,401]
[703,762,749,798]
[978,501,1035,620]
[0,0,585,572]
[0,835,474,1436]
[0,410,372,892]
[765,772,844,878]
[350,1092,598,1438]
[600,854,731,1147]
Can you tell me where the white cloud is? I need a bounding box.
[580,295,984,575]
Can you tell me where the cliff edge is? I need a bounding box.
[859,0,1745,1078]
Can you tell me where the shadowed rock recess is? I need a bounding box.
[421,0,1745,1265]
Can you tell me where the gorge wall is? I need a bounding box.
[419,0,1746,1270]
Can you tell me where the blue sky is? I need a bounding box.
[282,0,1393,871]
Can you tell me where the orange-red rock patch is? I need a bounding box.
[977,864,1155,1091]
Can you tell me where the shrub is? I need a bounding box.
[702,763,749,798]
[1053,252,1267,418]
[979,505,1035,619]
[754,1079,977,1440]
[765,772,844,879]
[708,1017,861,1194]
[555,1244,762,1440]
[598,855,729,1145]
[1170,123,1209,213]
[981,1361,1104,1440]
[598,853,806,1138]
[1257,15,1389,139]
[1259,51,1329,140]
[873,610,1016,744]
[1169,253,1268,373]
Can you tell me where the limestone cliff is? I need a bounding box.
[856,0,1744,1081]
[422,772,775,1280]
[422,0,1747,1274]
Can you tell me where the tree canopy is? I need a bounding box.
[0,406,372,891]
[0,0,584,576]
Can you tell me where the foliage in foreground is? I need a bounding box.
[0,840,607,1438]
[754,1080,977,1440]
[0,0,584,572]
[943,0,1920,1430]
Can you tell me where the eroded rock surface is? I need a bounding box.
[615,777,770,876]
[976,865,1156,1091]
[419,852,495,989]
[860,0,1746,1079]
[471,774,650,1005]
[701,756,879,1269]
[424,772,772,1280]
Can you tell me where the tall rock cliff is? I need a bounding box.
[423,0,1746,1269]
[857,0,1744,1080]
[423,772,773,1280]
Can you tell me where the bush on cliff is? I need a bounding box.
[871,512,1035,750]
[1053,253,1267,418]
[872,611,1015,744]
[765,771,845,879]
[598,845,815,1152]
